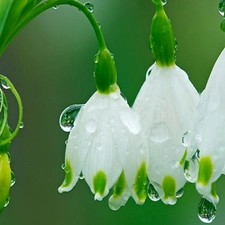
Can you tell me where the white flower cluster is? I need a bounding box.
[58,59,203,209]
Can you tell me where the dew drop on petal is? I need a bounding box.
[183,157,199,183]
[1,79,10,89]
[10,171,16,187]
[147,67,152,76]
[198,198,216,223]
[219,0,225,16]
[150,122,170,143]
[175,188,184,198]
[84,2,94,13]
[65,140,68,145]
[61,163,70,173]
[147,183,160,201]
[53,5,58,9]
[85,119,97,133]
[4,196,10,208]
[182,131,190,147]
[59,104,83,132]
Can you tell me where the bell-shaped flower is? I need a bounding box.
[133,63,199,204]
[186,48,225,207]
[59,48,148,209]
[133,0,199,204]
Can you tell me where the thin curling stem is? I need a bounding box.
[0,75,23,146]
[2,0,107,55]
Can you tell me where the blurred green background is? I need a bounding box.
[0,0,225,224]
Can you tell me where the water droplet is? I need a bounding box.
[182,131,190,147]
[64,165,70,173]
[4,196,10,208]
[147,67,152,76]
[176,188,184,198]
[84,2,94,13]
[65,140,68,145]
[59,104,83,132]
[7,152,11,163]
[10,171,16,187]
[1,79,10,89]
[221,18,225,32]
[183,152,199,183]
[198,198,216,223]
[162,0,167,5]
[79,172,84,179]
[147,183,160,201]
[150,122,170,143]
[53,5,58,9]
[97,22,101,28]
[85,119,97,133]
[219,0,225,16]
[110,53,114,59]
[61,163,65,170]
[19,121,24,129]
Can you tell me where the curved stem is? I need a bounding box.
[0,75,23,146]
[2,0,107,55]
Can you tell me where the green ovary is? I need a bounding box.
[197,156,213,186]
[162,175,176,199]
[93,170,107,196]
[134,162,148,202]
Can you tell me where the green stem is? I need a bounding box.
[1,0,107,55]
[0,75,23,146]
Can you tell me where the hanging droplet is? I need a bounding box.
[61,163,65,170]
[219,0,225,16]
[79,172,84,179]
[84,2,94,13]
[147,183,160,201]
[183,157,199,183]
[19,121,24,129]
[221,18,225,32]
[1,79,10,89]
[53,5,58,9]
[65,140,68,145]
[162,0,167,6]
[176,188,184,198]
[10,171,16,187]
[59,104,83,132]
[7,152,11,163]
[198,197,216,223]
[4,196,10,208]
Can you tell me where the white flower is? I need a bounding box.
[186,48,225,205]
[133,63,199,204]
[58,87,148,209]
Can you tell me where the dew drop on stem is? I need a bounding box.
[84,2,94,13]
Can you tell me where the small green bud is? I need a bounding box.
[94,48,118,94]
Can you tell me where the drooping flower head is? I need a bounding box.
[133,0,199,204]
[184,48,225,222]
[58,7,149,209]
